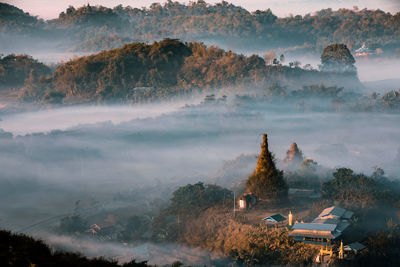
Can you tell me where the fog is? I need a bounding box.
[40,232,227,266]
[0,93,400,263]
[0,103,196,135]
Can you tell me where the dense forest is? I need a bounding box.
[0,54,51,89]
[2,38,399,110]
[1,1,400,54]
[18,39,362,103]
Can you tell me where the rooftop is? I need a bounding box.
[344,242,367,252]
[292,222,336,231]
[262,214,286,223]
[319,206,346,217]
[290,206,353,241]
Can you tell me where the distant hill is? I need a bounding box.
[0,54,51,89]
[18,39,362,103]
[0,3,41,32]
[1,1,399,55]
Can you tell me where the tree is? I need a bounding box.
[320,43,356,73]
[168,182,232,215]
[279,54,285,64]
[300,158,318,172]
[59,215,88,234]
[246,134,288,200]
[121,215,150,240]
[321,168,394,209]
[264,51,276,65]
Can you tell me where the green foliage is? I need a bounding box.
[286,159,322,189]
[381,90,400,110]
[0,230,150,266]
[169,182,232,215]
[0,3,42,33]
[0,54,51,89]
[3,2,400,55]
[19,38,362,104]
[321,168,394,209]
[178,42,266,89]
[246,134,288,199]
[70,35,133,52]
[352,90,400,112]
[300,158,318,171]
[320,43,356,72]
[120,215,150,241]
[43,91,66,104]
[171,261,183,267]
[49,38,191,101]
[352,226,400,267]
[291,84,343,98]
[59,215,88,234]
[57,4,123,27]
[230,227,318,265]
[265,83,287,97]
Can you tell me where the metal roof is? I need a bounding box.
[312,218,340,225]
[292,223,337,232]
[263,214,286,222]
[319,206,346,218]
[289,231,336,239]
[343,211,354,219]
[336,221,350,232]
[344,242,366,252]
[290,230,342,239]
[290,206,353,242]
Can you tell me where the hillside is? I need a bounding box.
[1,1,399,55]
[18,39,362,104]
[0,54,51,89]
[0,3,42,33]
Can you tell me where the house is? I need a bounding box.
[262,214,286,224]
[344,242,367,254]
[354,44,375,57]
[238,193,257,210]
[289,206,353,245]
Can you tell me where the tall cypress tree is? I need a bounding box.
[246,134,288,199]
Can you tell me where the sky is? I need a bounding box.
[4,0,400,19]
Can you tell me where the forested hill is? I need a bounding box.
[20,39,361,104]
[0,3,43,32]
[1,1,400,54]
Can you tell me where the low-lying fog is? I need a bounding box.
[282,54,400,88]
[0,99,399,264]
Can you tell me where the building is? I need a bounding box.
[289,206,353,245]
[344,242,367,254]
[238,193,257,210]
[354,44,375,57]
[262,214,286,224]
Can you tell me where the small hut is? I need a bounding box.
[238,193,257,210]
[344,242,367,255]
[262,214,287,224]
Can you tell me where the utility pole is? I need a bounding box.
[233,191,236,218]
